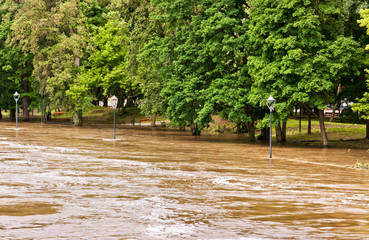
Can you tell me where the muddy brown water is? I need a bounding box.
[0,121,369,239]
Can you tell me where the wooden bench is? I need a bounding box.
[139,119,151,125]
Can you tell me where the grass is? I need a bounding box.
[286,118,368,149]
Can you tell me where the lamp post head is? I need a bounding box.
[111,95,118,109]
[266,95,275,111]
[13,91,20,102]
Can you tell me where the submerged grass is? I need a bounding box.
[1,107,367,149]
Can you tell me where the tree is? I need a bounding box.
[144,0,253,135]
[352,79,369,139]
[81,15,132,112]
[0,2,33,121]
[247,0,364,147]
[353,8,369,139]
[194,1,260,140]
[7,0,90,125]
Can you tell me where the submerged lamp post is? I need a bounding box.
[13,91,20,129]
[111,95,118,140]
[266,95,276,160]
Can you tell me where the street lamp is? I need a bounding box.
[111,95,118,140]
[266,95,276,161]
[13,91,20,129]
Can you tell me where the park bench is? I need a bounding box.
[139,118,151,125]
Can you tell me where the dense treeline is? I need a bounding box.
[0,0,369,146]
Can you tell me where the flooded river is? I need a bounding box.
[0,121,369,239]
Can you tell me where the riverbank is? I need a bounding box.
[1,106,368,149]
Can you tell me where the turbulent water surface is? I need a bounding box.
[0,121,369,239]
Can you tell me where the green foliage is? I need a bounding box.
[352,79,369,119]
[353,9,369,120]
[0,2,33,111]
[0,0,368,138]
[247,0,364,122]
[6,0,90,113]
[143,0,252,135]
[85,17,130,95]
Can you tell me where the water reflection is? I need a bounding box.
[0,121,369,239]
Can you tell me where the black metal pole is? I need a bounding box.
[113,108,116,140]
[16,101,18,129]
[269,110,272,160]
[299,106,302,133]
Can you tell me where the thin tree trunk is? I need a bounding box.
[73,55,83,126]
[22,76,30,121]
[366,119,369,139]
[104,97,108,107]
[276,124,282,143]
[46,105,51,121]
[282,121,287,142]
[191,122,201,136]
[10,109,15,121]
[125,89,135,108]
[119,89,126,114]
[319,109,329,148]
[247,120,255,142]
[329,84,342,122]
[75,55,81,67]
[0,108,2,119]
[257,127,269,141]
[276,122,287,143]
[73,109,83,127]
[307,109,312,135]
[151,113,157,127]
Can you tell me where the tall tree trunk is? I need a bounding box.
[247,120,255,142]
[119,89,126,114]
[73,109,83,127]
[319,109,329,148]
[75,55,81,67]
[282,121,287,142]
[191,122,201,136]
[46,107,51,121]
[10,109,15,121]
[0,108,2,119]
[276,122,287,143]
[366,119,369,140]
[21,76,30,121]
[104,97,108,107]
[257,127,269,141]
[329,84,342,122]
[151,113,157,127]
[307,109,312,135]
[276,124,282,143]
[73,55,83,126]
[125,89,135,108]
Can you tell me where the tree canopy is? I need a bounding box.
[0,0,368,144]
